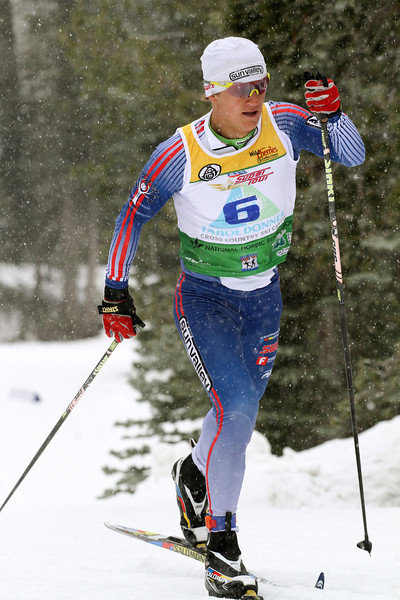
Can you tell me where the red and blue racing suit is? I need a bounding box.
[105,101,365,524]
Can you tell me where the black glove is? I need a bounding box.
[98,286,146,343]
[304,71,342,119]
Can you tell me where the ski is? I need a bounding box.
[104,522,325,593]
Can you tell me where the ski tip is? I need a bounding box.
[315,572,325,589]
[104,521,120,532]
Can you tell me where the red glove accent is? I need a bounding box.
[98,286,146,343]
[304,77,341,115]
[103,313,136,343]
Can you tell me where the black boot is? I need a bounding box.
[205,515,258,598]
[171,454,208,546]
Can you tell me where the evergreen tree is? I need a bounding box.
[0,0,24,329]
[226,0,400,451]
[1,0,99,340]
[2,0,398,493]
[0,0,22,214]
[65,0,232,494]
[101,0,400,493]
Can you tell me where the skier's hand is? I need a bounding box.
[98,286,146,343]
[304,71,341,118]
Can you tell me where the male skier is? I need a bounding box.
[99,37,365,598]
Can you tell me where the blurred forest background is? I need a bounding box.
[1,0,399,494]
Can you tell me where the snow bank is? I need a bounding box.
[243,417,400,509]
[0,338,399,600]
[0,337,398,511]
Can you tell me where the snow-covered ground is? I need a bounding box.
[0,336,399,599]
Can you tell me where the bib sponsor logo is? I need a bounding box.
[249,146,279,163]
[261,369,273,379]
[259,340,279,355]
[272,230,291,256]
[209,178,242,192]
[306,115,321,129]
[229,65,264,81]
[259,329,280,342]
[139,179,151,193]
[190,238,204,249]
[241,253,259,271]
[256,331,280,366]
[201,210,285,243]
[198,164,221,181]
[233,166,273,184]
[100,306,119,313]
[131,177,152,205]
[209,167,274,191]
[179,316,213,392]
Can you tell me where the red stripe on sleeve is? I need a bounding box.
[109,138,184,281]
[271,103,310,120]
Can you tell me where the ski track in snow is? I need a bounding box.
[0,336,399,599]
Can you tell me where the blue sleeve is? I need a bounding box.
[269,101,365,167]
[105,132,186,288]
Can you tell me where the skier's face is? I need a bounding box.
[209,86,266,139]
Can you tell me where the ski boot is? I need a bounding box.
[205,514,260,599]
[171,454,208,546]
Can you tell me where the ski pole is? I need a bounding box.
[319,116,372,555]
[0,338,118,513]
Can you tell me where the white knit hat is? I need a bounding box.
[201,37,267,97]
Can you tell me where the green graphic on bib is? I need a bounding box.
[179,214,293,278]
